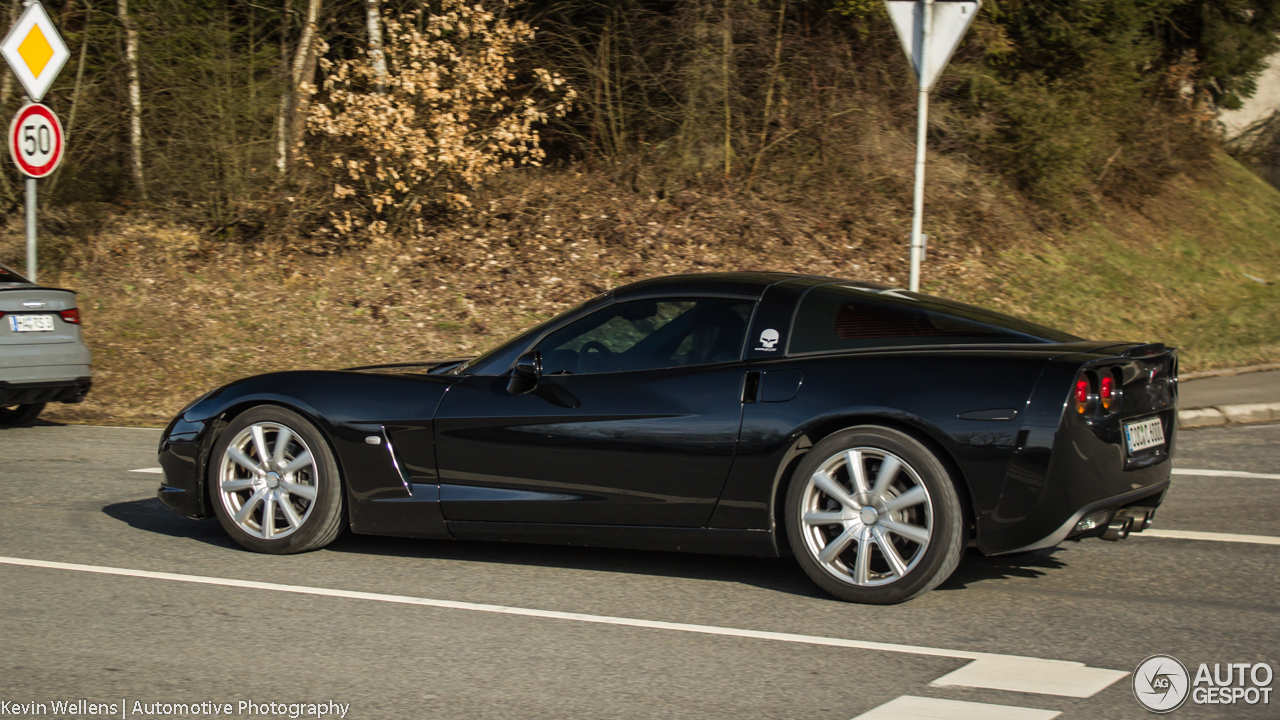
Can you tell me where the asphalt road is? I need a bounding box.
[1,422,1276,719]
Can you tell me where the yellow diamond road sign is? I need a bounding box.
[1,2,69,103]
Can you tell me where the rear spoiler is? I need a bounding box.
[1124,343,1169,358]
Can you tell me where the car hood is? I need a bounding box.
[343,358,475,375]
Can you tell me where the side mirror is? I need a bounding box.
[507,351,542,395]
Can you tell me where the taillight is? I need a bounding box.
[59,308,81,324]
[1100,375,1116,412]
[1074,376,1091,415]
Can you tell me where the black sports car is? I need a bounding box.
[157,272,1177,604]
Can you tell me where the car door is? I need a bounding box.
[433,296,755,527]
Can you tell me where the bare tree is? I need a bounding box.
[277,0,321,174]
[364,0,387,91]
[118,0,145,199]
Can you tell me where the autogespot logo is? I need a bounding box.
[1134,655,1275,713]
[1134,654,1190,713]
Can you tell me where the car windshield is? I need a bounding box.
[448,292,610,375]
[0,263,30,283]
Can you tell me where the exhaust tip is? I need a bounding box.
[1101,518,1132,541]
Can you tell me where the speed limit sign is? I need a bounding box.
[8,103,63,178]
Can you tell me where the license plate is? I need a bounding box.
[1125,416,1165,453]
[8,314,55,332]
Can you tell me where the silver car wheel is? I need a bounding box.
[215,422,319,540]
[798,447,933,587]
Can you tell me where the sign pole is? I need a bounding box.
[25,173,35,281]
[2,0,72,283]
[907,0,933,293]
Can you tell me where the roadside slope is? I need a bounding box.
[2,153,1276,427]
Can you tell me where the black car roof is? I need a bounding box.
[610,271,811,301]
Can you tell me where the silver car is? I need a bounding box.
[0,262,92,426]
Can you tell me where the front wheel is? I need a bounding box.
[209,405,346,554]
[785,426,964,604]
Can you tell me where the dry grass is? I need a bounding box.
[1,153,1275,428]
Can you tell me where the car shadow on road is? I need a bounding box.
[935,548,1069,592]
[100,496,827,597]
[325,532,833,599]
[102,497,238,549]
[101,497,1073,600]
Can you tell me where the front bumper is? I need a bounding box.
[0,376,92,405]
[156,416,211,519]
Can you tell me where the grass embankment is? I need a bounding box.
[949,154,1280,369]
[2,153,1276,427]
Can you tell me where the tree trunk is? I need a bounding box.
[0,0,17,106]
[284,0,322,170]
[721,0,732,176]
[118,0,146,199]
[46,0,92,199]
[275,0,292,176]
[364,0,387,91]
[0,0,19,202]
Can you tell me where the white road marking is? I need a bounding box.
[930,655,1127,698]
[852,696,1061,720]
[1173,468,1280,480]
[128,468,163,474]
[0,555,1124,699]
[1141,529,1280,546]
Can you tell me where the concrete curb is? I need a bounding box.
[1178,402,1280,428]
[1181,362,1280,381]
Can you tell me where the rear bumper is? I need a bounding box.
[0,376,92,405]
[994,480,1169,554]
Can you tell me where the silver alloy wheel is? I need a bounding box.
[215,422,319,540]
[798,447,933,587]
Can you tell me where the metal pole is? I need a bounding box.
[25,175,35,282]
[908,0,933,293]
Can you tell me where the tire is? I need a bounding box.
[209,405,345,554]
[0,403,45,426]
[785,426,964,604]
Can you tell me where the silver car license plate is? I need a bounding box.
[1124,416,1165,453]
[9,314,55,332]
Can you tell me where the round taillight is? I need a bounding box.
[1100,375,1115,411]
[1074,377,1091,414]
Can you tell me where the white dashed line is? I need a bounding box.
[128,468,163,474]
[0,555,1125,699]
[852,696,1061,720]
[1173,468,1280,480]
[1141,529,1280,546]
[930,655,1127,697]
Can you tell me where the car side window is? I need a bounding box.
[789,284,1071,355]
[536,298,754,374]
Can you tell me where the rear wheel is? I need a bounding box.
[0,403,44,426]
[209,406,345,554]
[785,426,964,604]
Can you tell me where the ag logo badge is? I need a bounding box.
[1134,654,1190,713]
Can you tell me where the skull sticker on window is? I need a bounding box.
[759,328,780,350]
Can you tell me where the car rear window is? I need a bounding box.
[789,284,1080,354]
[0,263,29,283]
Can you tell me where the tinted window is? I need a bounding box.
[453,293,610,375]
[789,284,1079,354]
[536,298,753,374]
[0,263,29,283]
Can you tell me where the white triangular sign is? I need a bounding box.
[886,0,980,91]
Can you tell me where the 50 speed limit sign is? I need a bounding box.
[9,103,63,178]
